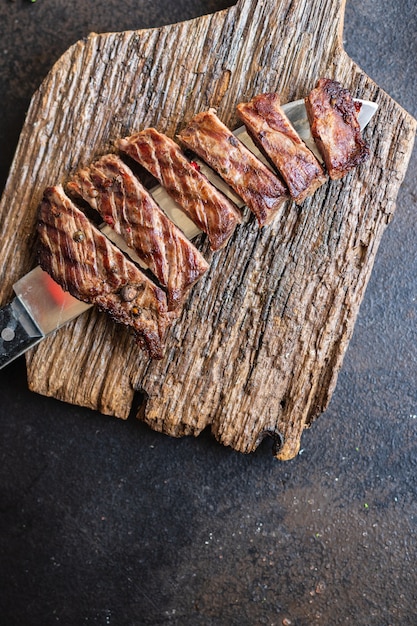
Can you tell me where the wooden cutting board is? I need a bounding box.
[1,0,415,460]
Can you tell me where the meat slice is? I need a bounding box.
[177,109,289,226]
[117,128,242,250]
[37,185,174,359]
[236,93,326,203]
[66,154,209,310]
[305,78,370,179]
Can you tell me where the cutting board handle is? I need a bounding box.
[234,0,346,57]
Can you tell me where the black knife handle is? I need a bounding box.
[0,298,44,369]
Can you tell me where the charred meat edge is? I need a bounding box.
[37,185,175,359]
[66,153,209,310]
[304,78,370,180]
[177,108,289,226]
[236,92,327,203]
[117,128,242,251]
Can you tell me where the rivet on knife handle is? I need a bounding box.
[0,298,44,369]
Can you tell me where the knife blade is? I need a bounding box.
[0,98,378,369]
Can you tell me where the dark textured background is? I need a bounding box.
[0,1,416,624]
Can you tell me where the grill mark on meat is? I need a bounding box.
[117,128,242,251]
[237,93,327,204]
[66,154,209,310]
[37,185,175,359]
[305,78,370,180]
[177,109,289,227]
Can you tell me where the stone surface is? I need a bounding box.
[0,1,416,624]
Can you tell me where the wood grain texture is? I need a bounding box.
[0,0,415,460]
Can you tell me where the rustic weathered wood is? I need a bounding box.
[0,0,415,460]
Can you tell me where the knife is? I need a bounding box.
[0,98,378,369]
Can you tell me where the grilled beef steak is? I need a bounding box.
[66,154,209,310]
[117,128,242,251]
[38,185,174,359]
[305,78,370,179]
[177,109,289,226]
[237,93,326,203]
